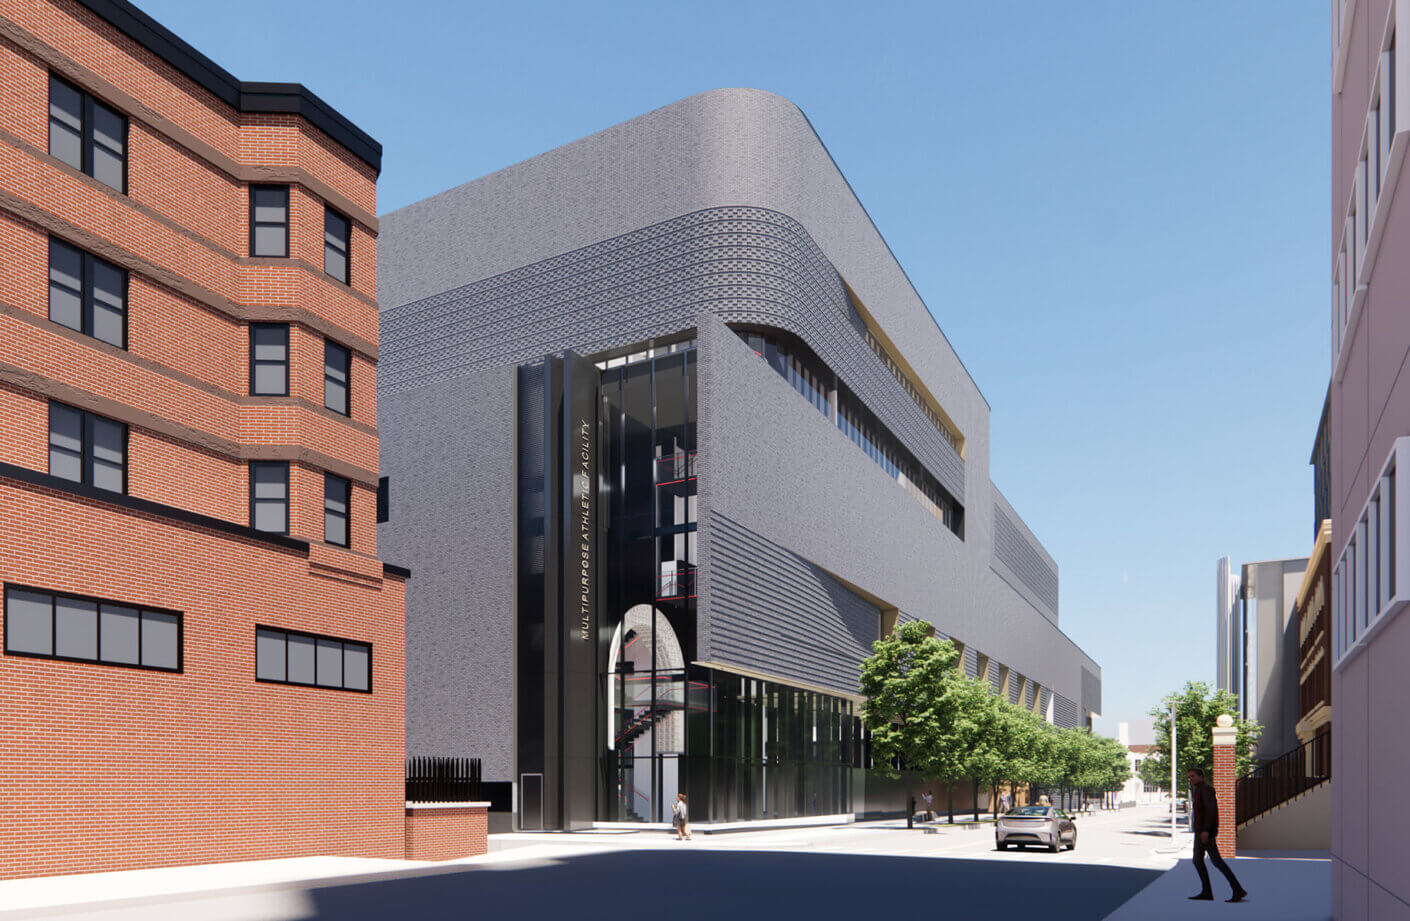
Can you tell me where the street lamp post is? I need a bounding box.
[1170,700,1177,841]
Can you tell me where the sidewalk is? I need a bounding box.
[1103,851,1331,921]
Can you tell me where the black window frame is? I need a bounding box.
[324,471,351,547]
[249,461,290,536]
[3,583,182,673]
[323,339,351,416]
[323,206,350,284]
[249,184,290,258]
[254,625,372,693]
[47,401,128,494]
[48,73,128,195]
[249,323,290,397]
[48,237,128,349]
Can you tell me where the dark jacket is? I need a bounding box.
[1191,782,1219,835]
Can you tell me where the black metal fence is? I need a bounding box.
[1235,731,1330,826]
[406,756,482,803]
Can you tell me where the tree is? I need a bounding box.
[955,677,1007,820]
[1138,682,1261,795]
[859,621,970,827]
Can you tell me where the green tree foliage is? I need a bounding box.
[1137,681,1262,795]
[860,622,1132,820]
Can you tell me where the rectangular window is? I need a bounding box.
[249,462,289,534]
[4,584,180,671]
[48,402,126,493]
[377,476,389,523]
[324,472,350,547]
[324,340,350,415]
[49,238,127,348]
[48,74,127,193]
[249,323,289,396]
[324,207,350,283]
[255,626,370,692]
[249,185,289,257]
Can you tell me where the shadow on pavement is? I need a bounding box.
[305,850,1162,921]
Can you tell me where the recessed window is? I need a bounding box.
[48,74,127,193]
[4,584,180,672]
[48,401,126,493]
[377,476,389,524]
[249,185,289,257]
[324,472,350,547]
[255,626,370,692]
[249,323,289,396]
[324,207,350,283]
[324,340,350,415]
[49,238,127,349]
[249,462,289,535]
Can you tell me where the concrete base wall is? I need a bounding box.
[1237,781,1331,851]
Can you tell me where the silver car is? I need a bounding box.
[995,805,1077,852]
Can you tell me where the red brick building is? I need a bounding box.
[0,0,407,878]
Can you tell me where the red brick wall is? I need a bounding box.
[0,0,404,879]
[405,806,490,862]
[1213,736,1237,857]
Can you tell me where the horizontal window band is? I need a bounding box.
[0,298,377,437]
[0,459,308,553]
[0,362,379,489]
[0,191,378,362]
[0,20,380,210]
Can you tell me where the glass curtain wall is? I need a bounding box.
[597,342,863,824]
[600,349,698,823]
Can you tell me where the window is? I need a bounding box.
[249,186,289,257]
[49,238,127,348]
[324,207,350,283]
[324,340,350,415]
[377,476,389,523]
[249,462,289,534]
[48,402,126,493]
[324,473,350,547]
[249,324,289,396]
[255,626,370,692]
[4,584,180,671]
[48,74,127,193]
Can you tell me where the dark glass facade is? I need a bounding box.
[518,339,870,827]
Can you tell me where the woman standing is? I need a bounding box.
[672,793,692,840]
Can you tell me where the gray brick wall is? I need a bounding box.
[381,207,964,501]
[991,488,1060,622]
[377,366,518,779]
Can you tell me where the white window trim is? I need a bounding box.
[1333,3,1406,382]
[1334,437,1410,670]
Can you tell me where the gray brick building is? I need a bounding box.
[378,89,1101,830]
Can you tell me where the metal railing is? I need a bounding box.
[1236,731,1330,826]
[406,756,482,803]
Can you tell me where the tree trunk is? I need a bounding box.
[972,779,979,822]
[947,782,954,824]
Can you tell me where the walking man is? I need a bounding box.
[1187,767,1247,903]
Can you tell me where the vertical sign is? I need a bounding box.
[559,351,599,829]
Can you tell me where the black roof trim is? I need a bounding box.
[73,0,381,172]
[0,461,310,553]
[382,562,412,579]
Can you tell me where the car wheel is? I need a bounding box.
[997,841,1008,851]
[1067,831,1077,851]
[1049,839,1060,853]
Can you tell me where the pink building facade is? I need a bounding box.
[1327,1,1410,918]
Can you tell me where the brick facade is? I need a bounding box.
[404,805,490,861]
[0,1,405,878]
[1212,719,1237,858]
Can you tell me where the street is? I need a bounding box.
[8,806,1187,921]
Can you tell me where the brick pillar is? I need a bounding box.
[1212,713,1237,857]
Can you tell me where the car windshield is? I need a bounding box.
[1008,806,1050,816]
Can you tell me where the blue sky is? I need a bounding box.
[137,0,1330,735]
